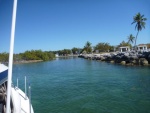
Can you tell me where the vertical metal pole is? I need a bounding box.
[29,84,31,113]
[25,76,27,99]
[6,0,18,113]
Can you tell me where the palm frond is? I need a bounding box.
[143,18,147,21]
[131,21,136,24]
[141,14,144,18]
[141,22,146,28]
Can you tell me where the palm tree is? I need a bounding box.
[127,34,135,45]
[84,41,92,53]
[85,41,91,48]
[131,12,147,47]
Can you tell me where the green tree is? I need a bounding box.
[127,34,135,45]
[63,49,71,55]
[57,49,71,56]
[41,52,49,61]
[71,47,78,54]
[0,50,55,63]
[94,42,110,52]
[47,52,55,60]
[83,41,92,53]
[132,13,147,47]
[14,53,23,61]
[109,46,115,52]
[0,52,9,62]
[21,50,55,61]
[118,41,132,48]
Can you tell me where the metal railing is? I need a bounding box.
[16,76,32,113]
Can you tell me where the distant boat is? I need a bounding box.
[0,0,34,113]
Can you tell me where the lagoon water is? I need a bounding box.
[13,57,150,113]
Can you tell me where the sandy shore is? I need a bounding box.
[14,60,43,64]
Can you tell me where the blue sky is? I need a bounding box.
[0,0,150,53]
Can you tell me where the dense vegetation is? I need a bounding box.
[0,50,55,63]
[94,42,114,52]
[117,41,132,48]
[0,52,9,63]
[53,49,72,56]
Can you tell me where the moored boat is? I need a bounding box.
[0,64,34,113]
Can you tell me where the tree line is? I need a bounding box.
[1,41,149,63]
[0,50,55,63]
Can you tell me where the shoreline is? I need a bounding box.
[56,55,79,58]
[13,60,43,64]
[1,56,78,65]
[78,51,150,66]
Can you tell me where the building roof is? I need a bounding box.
[137,44,147,47]
[119,46,130,48]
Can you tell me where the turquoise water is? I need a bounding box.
[12,57,150,113]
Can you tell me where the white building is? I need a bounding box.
[55,54,59,57]
[119,46,130,52]
[137,45,148,52]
